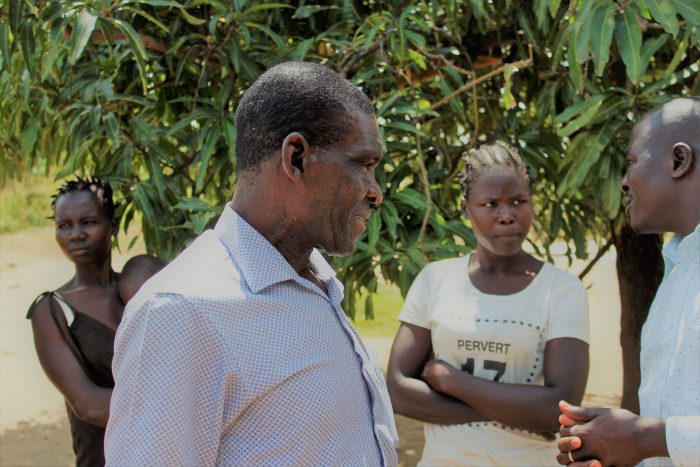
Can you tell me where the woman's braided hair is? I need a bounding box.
[459,142,532,200]
[50,176,117,220]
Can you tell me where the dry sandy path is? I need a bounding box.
[0,227,623,466]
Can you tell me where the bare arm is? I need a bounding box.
[30,297,112,427]
[386,322,487,425]
[423,337,589,432]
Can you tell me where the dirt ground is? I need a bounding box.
[0,227,622,466]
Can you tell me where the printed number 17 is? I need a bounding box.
[461,358,506,382]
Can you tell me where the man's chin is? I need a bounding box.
[319,239,359,257]
[628,217,660,235]
[322,246,357,257]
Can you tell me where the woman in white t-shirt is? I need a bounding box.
[386,143,590,466]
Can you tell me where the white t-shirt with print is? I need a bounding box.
[398,254,589,467]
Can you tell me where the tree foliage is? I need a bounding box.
[1,0,698,318]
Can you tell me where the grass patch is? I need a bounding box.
[0,171,57,234]
[351,283,404,338]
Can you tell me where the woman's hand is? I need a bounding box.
[421,359,459,394]
[386,323,487,425]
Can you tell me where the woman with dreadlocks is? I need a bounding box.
[386,143,590,466]
[27,177,162,467]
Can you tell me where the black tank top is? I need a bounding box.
[27,292,116,467]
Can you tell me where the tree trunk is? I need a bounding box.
[613,224,664,413]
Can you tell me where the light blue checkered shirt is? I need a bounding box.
[105,206,398,466]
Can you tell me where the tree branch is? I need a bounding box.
[64,27,168,53]
[578,237,613,280]
[416,134,433,247]
[430,58,532,111]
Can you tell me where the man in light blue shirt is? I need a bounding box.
[105,62,398,466]
[556,97,700,466]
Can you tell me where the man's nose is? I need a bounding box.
[620,171,630,194]
[368,177,383,205]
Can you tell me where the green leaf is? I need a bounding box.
[557,120,618,197]
[222,118,237,162]
[69,10,98,65]
[9,0,24,35]
[166,108,214,136]
[241,3,292,16]
[246,22,286,50]
[669,0,700,25]
[293,5,339,19]
[103,112,120,148]
[407,49,427,70]
[20,20,36,76]
[471,0,489,27]
[143,146,168,199]
[174,197,219,212]
[364,294,374,320]
[405,30,427,48]
[557,97,604,137]
[614,7,643,83]
[368,210,381,252]
[196,127,221,192]
[122,6,170,33]
[664,37,688,78]
[591,2,616,76]
[568,215,588,259]
[587,96,630,126]
[642,61,700,94]
[42,2,64,23]
[517,8,541,51]
[548,0,562,17]
[0,23,11,68]
[534,0,549,30]
[639,0,679,36]
[20,118,38,155]
[444,220,476,247]
[550,203,563,236]
[406,246,428,269]
[380,199,400,241]
[574,1,596,64]
[555,95,605,124]
[639,34,669,78]
[601,169,622,218]
[132,184,157,227]
[217,78,234,112]
[385,120,426,137]
[42,17,69,81]
[131,0,183,6]
[292,38,314,60]
[180,9,206,26]
[392,189,427,211]
[567,27,584,92]
[132,115,157,142]
[109,19,149,93]
[377,93,403,117]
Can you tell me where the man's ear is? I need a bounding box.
[280,132,310,180]
[111,219,119,237]
[671,142,694,179]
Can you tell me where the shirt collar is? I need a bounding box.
[214,205,336,293]
[662,222,700,273]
